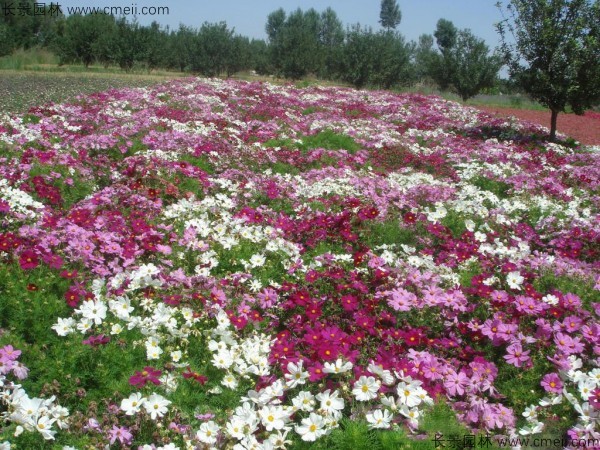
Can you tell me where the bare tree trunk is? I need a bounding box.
[550,109,558,141]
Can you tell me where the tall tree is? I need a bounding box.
[379,0,402,30]
[341,24,375,88]
[413,33,437,83]
[496,0,600,140]
[434,18,457,53]
[447,29,502,100]
[192,22,234,77]
[430,18,459,90]
[319,7,344,78]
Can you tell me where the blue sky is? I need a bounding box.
[57,0,505,50]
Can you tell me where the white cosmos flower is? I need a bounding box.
[399,404,421,423]
[315,389,344,416]
[258,405,288,431]
[285,360,309,388]
[212,349,234,369]
[506,271,524,290]
[77,299,107,325]
[267,429,293,449]
[323,359,353,374]
[143,393,171,420]
[196,420,220,444]
[221,373,239,389]
[352,376,381,402]
[380,395,402,412]
[51,317,75,336]
[295,412,326,442]
[226,417,247,439]
[249,253,266,268]
[120,392,146,415]
[396,380,425,407]
[34,415,56,440]
[368,361,395,385]
[292,391,316,412]
[366,409,393,429]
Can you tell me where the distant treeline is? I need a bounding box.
[0,0,512,98]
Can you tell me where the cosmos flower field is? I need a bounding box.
[0,78,599,449]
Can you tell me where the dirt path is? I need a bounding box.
[474,106,600,145]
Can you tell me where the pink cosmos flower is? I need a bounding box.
[387,288,415,311]
[554,332,584,355]
[589,388,600,410]
[541,373,563,393]
[107,425,133,445]
[503,343,530,367]
[444,369,469,396]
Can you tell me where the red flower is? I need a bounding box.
[182,367,208,384]
[60,270,78,279]
[83,334,110,347]
[163,294,182,306]
[403,211,417,224]
[64,288,81,307]
[231,315,248,330]
[19,250,39,270]
[129,366,162,388]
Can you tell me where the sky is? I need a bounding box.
[55,0,506,50]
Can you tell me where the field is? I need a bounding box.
[0,76,599,450]
[0,71,184,114]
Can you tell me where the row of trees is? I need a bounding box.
[0,0,503,99]
[54,14,264,76]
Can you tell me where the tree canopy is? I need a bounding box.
[379,0,402,30]
[496,0,600,140]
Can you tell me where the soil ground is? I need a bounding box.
[474,106,600,145]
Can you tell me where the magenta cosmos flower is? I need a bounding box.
[129,366,162,388]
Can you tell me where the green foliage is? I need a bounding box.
[434,19,458,54]
[0,0,60,52]
[300,129,360,153]
[319,7,345,78]
[191,21,235,77]
[363,219,419,248]
[341,24,375,89]
[268,8,322,79]
[413,34,437,83]
[341,25,412,89]
[379,0,402,31]
[449,30,503,101]
[496,0,600,139]
[471,175,512,198]
[428,20,501,100]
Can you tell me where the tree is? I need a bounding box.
[318,7,344,79]
[192,22,234,77]
[56,14,110,67]
[370,30,412,89]
[413,34,437,83]
[167,25,195,72]
[341,24,376,88]
[434,18,457,52]
[496,0,600,140]
[430,19,459,90]
[266,8,322,79]
[447,30,502,100]
[379,0,402,30]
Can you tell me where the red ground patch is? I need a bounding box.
[474,106,600,145]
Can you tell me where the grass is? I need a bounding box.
[0,48,186,115]
[0,70,184,114]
